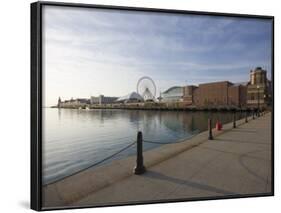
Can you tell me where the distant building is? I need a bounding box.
[228,83,248,107]
[161,86,183,102]
[75,98,90,105]
[181,67,271,108]
[116,92,143,103]
[183,81,248,107]
[56,67,271,109]
[100,95,118,104]
[90,95,118,105]
[183,86,198,105]
[194,81,231,106]
[247,67,271,107]
[160,82,248,107]
[59,98,90,108]
[90,96,100,105]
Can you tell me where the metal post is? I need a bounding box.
[208,118,213,140]
[245,111,248,123]
[257,86,260,117]
[134,131,146,175]
[233,112,236,128]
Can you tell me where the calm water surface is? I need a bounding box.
[43,108,245,184]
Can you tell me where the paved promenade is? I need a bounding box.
[74,113,272,206]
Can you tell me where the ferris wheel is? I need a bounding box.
[137,76,156,101]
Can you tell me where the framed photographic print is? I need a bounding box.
[31,1,274,211]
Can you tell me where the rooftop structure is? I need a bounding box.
[116,92,144,103]
[161,86,183,102]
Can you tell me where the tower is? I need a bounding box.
[249,67,267,85]
[247,67,269,108]
[58,97,62,108]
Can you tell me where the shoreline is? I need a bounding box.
[50,105,262,112]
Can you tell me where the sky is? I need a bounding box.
[42,5,272,106]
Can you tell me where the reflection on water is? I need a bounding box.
[43,108,244,184]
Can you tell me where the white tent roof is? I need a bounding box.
[116,92,143,102]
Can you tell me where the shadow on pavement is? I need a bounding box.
[143,170,235,195]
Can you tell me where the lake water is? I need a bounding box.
[42,108,245,185]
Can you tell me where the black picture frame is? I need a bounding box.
[31,1,274,211]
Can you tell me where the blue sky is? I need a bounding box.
[42,6,272,106]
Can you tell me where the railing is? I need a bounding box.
[45,139,137,185]
[89,141,137,168]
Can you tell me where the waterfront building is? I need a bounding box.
[161,82,248,107]
[247,67,271,108]
[196,81,231,106]
[56,67,271,109]
[70,98,90,107]
[185,81,231,107]
[183,86,198,105]
[58,98,90,108]
[116,92,143,103]
[75,98,90,105]
[90,96,100,105]
[183,81,248,107]
[161,86,184,102]
[228,83,248,107]
[90,95,118,105]
[181,67,271,108]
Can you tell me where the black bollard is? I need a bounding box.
[134,131,146,175]
[233,112,236,128]
[208,118,213,140]
[245,112,248,123]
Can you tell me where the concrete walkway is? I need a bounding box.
[74,113,272,206]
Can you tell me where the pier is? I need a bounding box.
[43,112,272,207]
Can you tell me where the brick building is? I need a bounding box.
[183,85,197,105]
[193,81,231,106]
[183,81,247,107]
[228,84,248,107]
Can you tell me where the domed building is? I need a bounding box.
[161,86,183,102]
[116,92,144,103]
